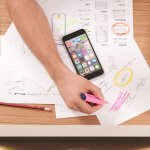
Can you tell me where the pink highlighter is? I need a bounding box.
[80,93,108,105]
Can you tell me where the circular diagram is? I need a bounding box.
[114,68,133,87]
[111,22,130,36]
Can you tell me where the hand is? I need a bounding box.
[55,71,104,114]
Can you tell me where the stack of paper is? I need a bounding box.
[0,0,150,125]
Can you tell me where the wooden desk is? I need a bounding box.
[0,0,150,125]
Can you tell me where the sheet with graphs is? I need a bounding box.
[0,0,150,125]
[0,0,133,104]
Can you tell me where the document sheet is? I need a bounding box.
[0,0,134,104]
[0,0,150,125]
[55,41,150,125]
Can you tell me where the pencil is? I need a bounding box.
[0,102,53,112]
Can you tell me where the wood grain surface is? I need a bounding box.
[0,0,150,125]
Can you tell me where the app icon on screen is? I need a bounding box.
[74,59,80,64]
[77,64,82,70]
[84,68,90,73]
[84,55,90,60]
[76,37,81,42]
[75,44,81,50]
[77,52,83,58]
[87,61,92,65]
[94,64,100,69]
[68,46,75,52]
[72,39,77,44]
[78,43,84,49]
[82,49,87,55]
[82,62,87,68]
[66,41,72,47]
[89,66,95,71]
[87,49,92,53]
[84,41,89,47]
[81,35,87,41]
[79,57,85,62]
[72,53,77,59]
[89,53,95,58]
[79,70,85,76]
[91,58,97,63]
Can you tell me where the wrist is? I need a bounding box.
[47,63,71,84]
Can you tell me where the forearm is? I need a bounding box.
[6,0,69,82]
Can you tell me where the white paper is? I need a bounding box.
[0,0,134,105]
[0,24,75,104]
[95,41,150,125]
[55,104,91,119]
[55,41,150,124]
[1,0,150,125]
[38,0,133,50]
[0,35,3,55]
[0,71,55,104]
[1,24,47,74]
[0,33,63,104]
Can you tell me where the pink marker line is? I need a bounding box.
[109,92,123,111]
[109,91,130,112]
[114,92,130,111]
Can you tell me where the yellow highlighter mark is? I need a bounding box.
[57,18,79,33]
[114,68,133,87]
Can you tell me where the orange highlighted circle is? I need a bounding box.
[111,22,130,36]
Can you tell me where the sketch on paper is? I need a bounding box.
[49,83,60,96]
[113,67,133,87]
[51,13,66,45]
[5,78,48,96]
[135,77,147,92]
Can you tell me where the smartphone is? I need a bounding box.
[51,13,66,45]
[62,29,104,80]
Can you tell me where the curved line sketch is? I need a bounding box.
[5,78,48,96]
[111,22,130,36]
[113,68,133,87]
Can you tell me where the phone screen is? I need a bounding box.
[63,29,104,79]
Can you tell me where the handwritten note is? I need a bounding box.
[94,41,150,125]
